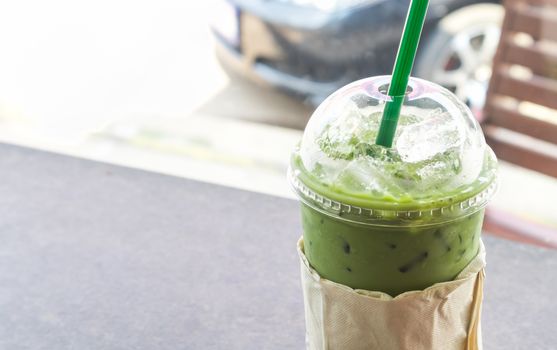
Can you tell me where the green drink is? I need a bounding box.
[289,76,497,296]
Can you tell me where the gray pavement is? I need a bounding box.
[1,143,556,350]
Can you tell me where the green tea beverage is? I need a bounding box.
[289,76,497,297]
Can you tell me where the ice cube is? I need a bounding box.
[334,157,406,198]
[395,112,465,163]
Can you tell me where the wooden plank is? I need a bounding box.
[485,126,557,177]
[484,207,557,249]
[482,0,557,245]
[504,40,557,77]
[517,0,557,7]
[484,1,517,118]
[494,69,557,110]
[485,101,557,143]
[510,3,557,41]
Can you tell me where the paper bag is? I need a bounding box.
[298,238,485,350]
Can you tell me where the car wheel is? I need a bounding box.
[414,3,504,119]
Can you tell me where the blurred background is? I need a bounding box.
[0,0,556,244]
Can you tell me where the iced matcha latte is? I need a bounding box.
[289,76,497,296]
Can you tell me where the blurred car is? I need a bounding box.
[211,0,503,117]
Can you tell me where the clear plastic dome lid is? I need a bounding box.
[289,76,497,224]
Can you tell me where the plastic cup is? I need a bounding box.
[289,76,497,296]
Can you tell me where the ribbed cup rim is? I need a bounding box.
[288,166,498,226]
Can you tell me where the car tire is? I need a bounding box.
[414,3,504,116]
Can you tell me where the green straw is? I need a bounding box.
[376,0,430,148]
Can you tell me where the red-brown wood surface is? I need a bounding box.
[486,101,557,143]
[485,126,557,177]
[495,69,557,110]
[504,40,557,77]
[483,0,557,247]
[523,0,557,6]
[509,2,557,41]
[484,207,557,249]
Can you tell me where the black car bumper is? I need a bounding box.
[211,0,487,104]
[212,0,407,104]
